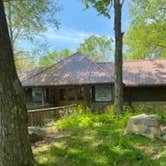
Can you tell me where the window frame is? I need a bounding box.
[94,85,112,102]
[32,88,46,103]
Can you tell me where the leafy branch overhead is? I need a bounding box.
[4,0,61,45]
[82,0,125,18]
[82,0,112,18]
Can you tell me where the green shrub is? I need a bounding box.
[124,103,166,123]
[35,105,166,166]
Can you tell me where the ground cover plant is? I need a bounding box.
[34,105,166,166]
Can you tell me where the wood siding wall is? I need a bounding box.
[26,84,114,109]
[25,85,166,109]
[54,85,92,107]
[124,86,166,102]
[54,84,114,109]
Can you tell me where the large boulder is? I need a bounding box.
[125,114,161,139]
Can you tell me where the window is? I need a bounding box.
[95,85,112,102]
[32,88,45,103]
[60,88,66,100]
[68,88,75,100]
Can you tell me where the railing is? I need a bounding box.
[28,104,76,126]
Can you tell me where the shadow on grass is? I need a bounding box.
[35,125,166,166]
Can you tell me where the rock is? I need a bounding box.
[125,114,161,139]
[28,127,45,143]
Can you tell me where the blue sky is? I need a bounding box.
[18,0,130,54]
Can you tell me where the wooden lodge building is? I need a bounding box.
[17,52,166,109]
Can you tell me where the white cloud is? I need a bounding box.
[16,27,113,52]
[43,27,102,43]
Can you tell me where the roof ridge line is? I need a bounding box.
[22,52,81,83]
[81,54,114,80]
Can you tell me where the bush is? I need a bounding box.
[35,105,166,166]
[55,103,166,130]
[124,103,166,123]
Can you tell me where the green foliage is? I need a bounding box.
[4,0,61,68]
[82,0,112,18]
[125,104,166,124]
[15,50,35,68]
[63,105,91,116]
[34,107,166,166]
[78,35,113,62]
[124,0,166,59]
[38,49,72,67]
[38,35,113,66]
[4,0,61,43]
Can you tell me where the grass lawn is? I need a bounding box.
[34,108,166,166]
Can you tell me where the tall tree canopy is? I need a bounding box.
[38,35,113,67]
[124,0,166,59]
[39,48,72,67]
[4,0,61,46]
[4,0,61,68]
[78,35,113,62]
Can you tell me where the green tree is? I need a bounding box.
[82,0,124,113]
[4,0,61,68]
[124,0,166,59]
[4,0,61,67]
[15,51,35,69]
[78,35,113,62]
[0,1,34,165]
[4,0,61,47]
[39,48,72,67]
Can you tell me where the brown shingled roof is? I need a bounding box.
[123,59,166,86]
[21,52,114,87]
[17,67,46,82]
[98,59,166,86]
[17,53,166,87]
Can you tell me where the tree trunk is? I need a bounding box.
[114,0,123,114]
[0,1,34,166]
[7,0,14,47]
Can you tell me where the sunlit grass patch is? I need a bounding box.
[35,106,166,166]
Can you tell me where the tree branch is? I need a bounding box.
[121,0,125,6]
